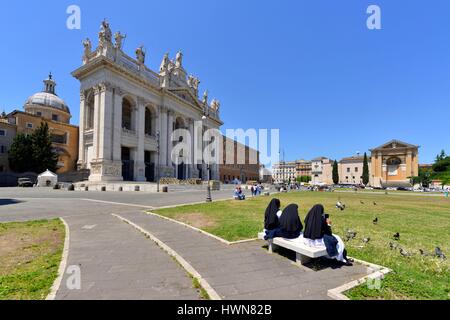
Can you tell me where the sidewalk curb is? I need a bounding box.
[327,258,392,300]
[148,192,282,246]
[46,217,70,300]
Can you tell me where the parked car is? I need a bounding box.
[18,178,34,188]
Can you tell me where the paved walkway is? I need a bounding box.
[0,197,202,300]
[118,211,368,300]
[0,189,369,300]
[56,213,199,300]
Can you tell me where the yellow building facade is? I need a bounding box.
[6,111,79,173]
[370,140,419,188]
[3,74,79,174]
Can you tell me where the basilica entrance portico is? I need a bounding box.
[74,20,223,183]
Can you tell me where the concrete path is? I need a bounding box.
[0,187,235,208]
[56,213,199,300]
[0,197,202,300]
[118,211,368,300]
[0,188,369,300]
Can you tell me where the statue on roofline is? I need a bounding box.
[114,31,126,50]
[211,99,221,113]
[188,75,200,92]
[136,45,146,64]
[99,19,112,46]
[202,90,209,107]
[175,50,183,68]
[160,52,170,72]
[83,38,92,57]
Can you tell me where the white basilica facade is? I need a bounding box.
[73,20,223,182]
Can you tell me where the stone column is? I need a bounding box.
[167,109,175,172]
[159,106,168,169]
[412,151,419,176]
[97,83,113,161]
[92,85,101,161]
[406,150,412,179]
[77,90,86,169]
[134,98,146,182]
[187,118,195,179]
[112,88,123,162]
[89,83,122,182]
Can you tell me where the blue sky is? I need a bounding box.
[0,0,449,165]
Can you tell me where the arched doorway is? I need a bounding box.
[122,98,134,131]
[174,117,187,180]
[85,91,95,130]
[386,157,402,178]
[145,107,155,136]
[122,147,134,181]
[145,151,155,182]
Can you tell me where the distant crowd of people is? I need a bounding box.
[250,184,263,197]
[234,186,246,200]
[234,184,265,200]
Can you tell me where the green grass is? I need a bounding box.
[0,219,65,300]
[191,276,210,300]
[154,192,450,300]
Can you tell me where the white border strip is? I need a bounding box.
[147,211,233,245]
[327,257,392,300]
[112,214,222,301]
[154,197,234,211]
[147,211,259,246]
[46,218,70,300]
[149,192,281,245]
[81,199,155,209]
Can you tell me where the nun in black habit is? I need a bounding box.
[264,204,303,240]
[264,199,281,231]
[279,204,304,239]
[303,204,329,240]
[265,204,303,240]
[303,204,352,266]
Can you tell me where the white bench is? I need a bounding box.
[258,232,328,265]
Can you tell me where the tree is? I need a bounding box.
[8,122,58,173]
[436,150,447,163]
[362,152,370,186]
[31,122,58,173]
[432,156,450,173]
[409,169,432,188]
[296,175,311,183]
[8,133,33,173]
[440,175,450,188]
[332,160,339,185]
[420,169,432,188]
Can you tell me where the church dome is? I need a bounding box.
[24,74,71,114]
[25,92,70,113]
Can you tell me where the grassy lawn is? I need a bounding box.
[0,219,65,300]
[154,192,450,300]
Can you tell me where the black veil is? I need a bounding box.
[264,198,281,230]
[303,204,325,240]
[279,204,303,234]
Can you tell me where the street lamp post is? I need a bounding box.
[202,113,212,203]
[156,130,160,193]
